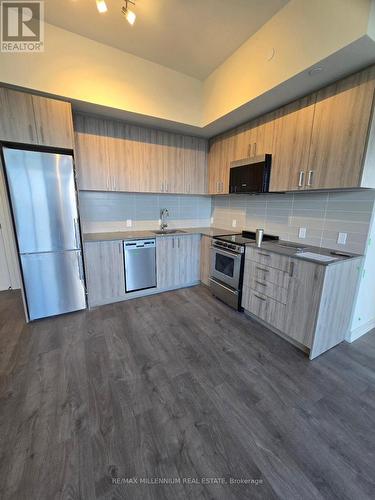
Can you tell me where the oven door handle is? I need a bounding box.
[209,278,239,295]
[211,246,242,259]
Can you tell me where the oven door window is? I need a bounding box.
[215,253,235,277]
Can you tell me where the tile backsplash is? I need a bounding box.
[79,191,212,233]
[211,191,375,254]
[80,190,375,254]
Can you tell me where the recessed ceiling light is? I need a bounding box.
[96,0,107,14]
[308,67,324,76]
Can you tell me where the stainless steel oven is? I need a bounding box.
[210,239,244,310]
[211,241,242,289]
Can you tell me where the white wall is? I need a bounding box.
[203,0,373,125]
[79,192,212,234]
[0,23,202,127]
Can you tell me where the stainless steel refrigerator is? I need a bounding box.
[2,147,86,320]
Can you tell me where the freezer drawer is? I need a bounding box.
[21,250,86,320]
[124,239,156,293]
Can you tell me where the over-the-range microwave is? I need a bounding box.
[229,154,272,194]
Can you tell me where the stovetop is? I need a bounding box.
[215,231,279,246]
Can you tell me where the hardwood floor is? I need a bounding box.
[1,286,375,500]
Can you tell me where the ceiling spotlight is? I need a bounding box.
[96,0,108,13]
[122,0,136,25]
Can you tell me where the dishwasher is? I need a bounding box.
[123,239,157,293]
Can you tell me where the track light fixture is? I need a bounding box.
[122,0,136,25]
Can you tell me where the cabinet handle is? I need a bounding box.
[172,238,175,249]
[307,170,314,187]
[247,144,251,157]
[255,280,267,287]
[160,182,164,192]
[178,237,180,249]
[256,266,269,273]
[77,253,84,280]
[298,171,305,188]
[289,261,295,277]
[257,252,271,258]
[39,125,44,144]
[253,142,257,157]
[254,293,266,301]
[165,181,169,192]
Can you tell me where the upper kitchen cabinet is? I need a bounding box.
[183,136,207,195]
[307,66,375,190]
[0,87,74,149]
[74,113,207,194]
[208,130,235,194]
[269,95,316,192]
[31,94,74,149]
[0,88,38,145]
[74,114,111,191]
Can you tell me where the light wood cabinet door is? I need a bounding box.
[84,240,125,306]
[269,95,316,192]
[284,260,324,347]
[0,87,38,144]
[200,235,211,285]
[307,67,375,190]
[156,237,179,289]
[178,234,200,284]
[74,115,110,191]
[164,132,184,194]
[183,136,207,194]
[248,112,276,159]
[31,95,74,149]
[208,131,234,194]
[106,121,135,192]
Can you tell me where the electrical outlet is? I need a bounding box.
[337,232,347,245]
[126,219,132,228]
[298,227,307,239]
[210,217,214,224]
[232,219,237,228]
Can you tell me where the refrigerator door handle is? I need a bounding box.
[74,219,80,249]
[77,252,84,281]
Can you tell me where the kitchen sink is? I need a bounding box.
[277,242,307,251]
[152,229,187,235]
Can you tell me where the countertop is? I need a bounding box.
[83,228,363,266]
[83,227,235,242]
[245,240,362,266]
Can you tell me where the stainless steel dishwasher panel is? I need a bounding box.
[124,239,157,293]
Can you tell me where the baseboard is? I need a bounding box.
[347,318,375,343]
[88,281,201,308]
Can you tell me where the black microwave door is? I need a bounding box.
[230,163,265,193]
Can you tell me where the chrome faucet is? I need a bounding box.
[160,208,169,231]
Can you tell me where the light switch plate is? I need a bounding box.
[126,219,132,228]
[298,227,307,239]
[210,217,214,224]
[232,219,237,228]
[337,232,347,245]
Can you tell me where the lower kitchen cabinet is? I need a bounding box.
[84,240,125,306]
[157,234,200,290]
[242,247,361,359]
[200,235,211,286]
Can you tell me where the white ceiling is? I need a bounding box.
[45,0,288,80]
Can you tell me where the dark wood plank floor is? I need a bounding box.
[1,286,375,500]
